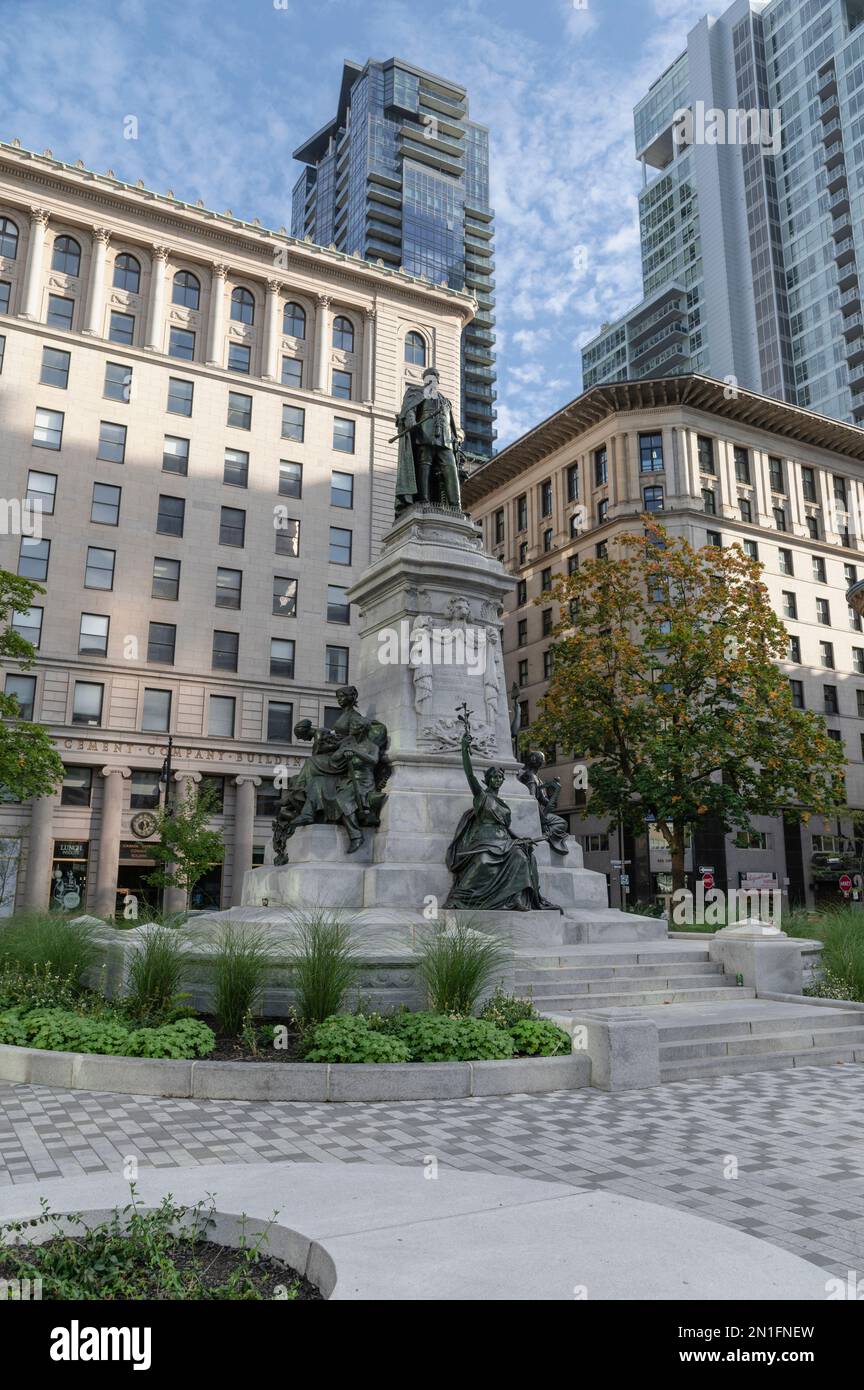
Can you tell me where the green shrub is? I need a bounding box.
[0,1009,28,1046]
[786,905,864,1001]
[126,923,188,1023]
[414,919,512,1016]
[509,1018,571,1056]
[126,1019,215,1059]
[388,1011,513,1062]
[0,912,97,985]
[804,969,859,1002]
[0,963,81,1013]
[211,923,275,1036]
[0,1005,214,1059]
[478,985,537,1029]
[304,1014,410,1064]
[285,908,361,1026]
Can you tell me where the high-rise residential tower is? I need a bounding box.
[582,0,864,431]
[292,58,496,458]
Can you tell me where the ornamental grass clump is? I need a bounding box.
[785,904,864,1001]
[210,923,276,1037]
[0,912,97,987]
[285,908,361,1026]
[414,918,512,1016]
[125,923,188,1024]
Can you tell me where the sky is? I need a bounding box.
[0,0,711,446]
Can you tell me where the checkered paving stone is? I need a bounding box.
[1,1067,863,1276]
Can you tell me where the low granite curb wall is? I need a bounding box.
[0,1044,590,1102]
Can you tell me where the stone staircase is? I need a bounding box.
[515,938,864,1083]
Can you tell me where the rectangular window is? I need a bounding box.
[824,685,839,715]
[167,377,193,416]
[541,568,552,591]
[18,537,50,580]
[279,461,302,498]
[212,630,239,672]
[773,506,786,532]
[270,638,295,678]
[598,498,609,524]
[84,546,115,590]
[493,508,504,544]
[72,681,103,727]
[275,517,300,558]
[282,405,305,441]
[161,435,189,475]
[216,567,242,609]
[540,480,553,516]
[813,556,826,583]
[79,613,109,657]
[223,448,249,488]
[331,471,354,509]
[47,295,74,330]
[40,346,70,389]
[130,770,161,811]
[227,391,252,430]
[845,563,857,587]
[333,417,355,453]
[816,597,831,625]
[697,436,715,474]
[147,622,176,665]
[542,609,553,637]
[329,526,352,565]
[0,282,9,314]
[806,514,819,540]
[142,688,171,733]
[109,310,134,345]
[706,530,721,547]
[834,475,848,508]
[739,496,752,523]
[156,495,185,537]
[519,700,530,728]
[820,640,835,669]
[790,679,804,709]
[596,541,608,559]
[97,420,126,464]
[543,527,553,551]
[11,607,42,647]
[273,576,298,617]
[61,767,92,807]
[332,369,352,400]
[594,447,607,487]
[769,456,785,493]
[281,356,303,389]
[743,539,758,561]
[734,446,750,484]
[565,467,579,503]
[517,493,529,528]
[517,618,528,647]
[520,541,529,565]
[219,506,245,547]
[778,548,793,576]
[543,650,552,679]
[208,695,235,738]
[643,485,664,512]
[267,701,294,741]
[782,591,797,620]
[152,556,180,601]
[854,648,864,675]
[801,466,817,502]
[33,407,63,450]
[168,327,195,360]
[327,585,349,623]
[850,605,863,633]
[702,488,716,515]
[788,635,801,662]
[227,343,251,374]
[326,645,349,684]
[858,690,864,719]
[518,659,528,687]
[103,361,132,403]
[639,432,663,472]
[5,673,36,720]
[516,579,527,606]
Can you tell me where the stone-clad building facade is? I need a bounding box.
[0,141,473,916]
[464,375,864,908]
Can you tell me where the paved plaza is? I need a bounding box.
[1,1065,863,1280]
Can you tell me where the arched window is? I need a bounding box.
[0,217,19,260]
[283,301,306,338]
[113,253,141,293]
[332,315,354,352]
[231,286,255,325]
[52,235,81,276]
[405,331,426,367]
[172,270,200,310]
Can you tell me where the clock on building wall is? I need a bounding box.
[130,812,158,840]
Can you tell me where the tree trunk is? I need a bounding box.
[671,824,687,892]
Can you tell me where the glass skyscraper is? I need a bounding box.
[582,0,864,429]
[292,58,496,457]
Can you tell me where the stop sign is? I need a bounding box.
[840,873,852,895]
[702,872,715,891]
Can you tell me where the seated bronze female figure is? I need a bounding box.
[445,731,558,911]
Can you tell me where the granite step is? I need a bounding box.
[525,971,730,999]
[538,984,755,1009]
[660,1025,864,1061]
[515,961,722,984]
[660,1045,864,1081]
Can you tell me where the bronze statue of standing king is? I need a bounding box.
[393,366,465,512]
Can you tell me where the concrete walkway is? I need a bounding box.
[0,1161,834,1301]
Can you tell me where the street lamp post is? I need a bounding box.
[157,735,174,911]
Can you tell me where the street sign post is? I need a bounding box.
[702,871,715,892]
[839,873,852,897]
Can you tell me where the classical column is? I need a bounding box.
[788,459,804,533]
[206,262,228,366]
[817,467,837,542]
[93,766,131,919]
[362,307,376,402]
[145,245,169,351]
[83,226,111,336]
[231,775,261,906]
[18,206,50,320]
[314,293,331,392]
[22,791,57,909]
[162,771,202,914]
[262,279,280,381]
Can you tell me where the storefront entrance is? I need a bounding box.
[115,841,159,919]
